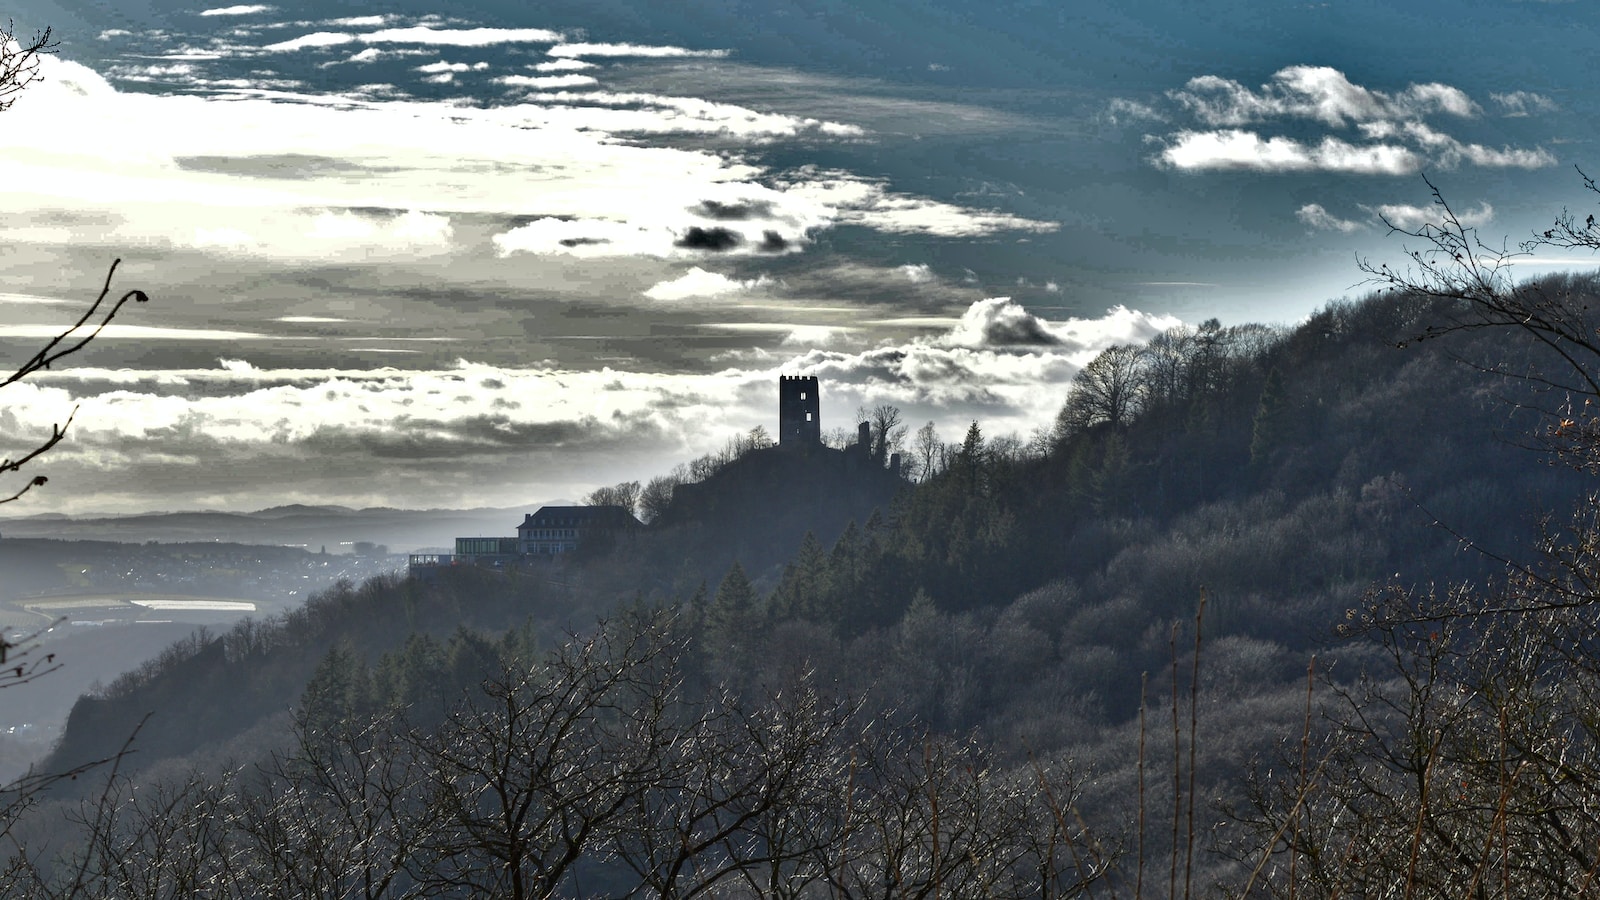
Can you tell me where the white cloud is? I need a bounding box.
[199,5,273,16]
[780,325,856,347]
[495,74,599,90]
[1171,66,1479,128]
[533,58,597,72]
[1150,66,1554,176]
[1491,90,1558,117]
[1156,130,1420,175]
[941,297,1062,347]
[1296,203,1364,232]
[899,263,934,283]
[777,170,1059,236]
[263,31,354,52]
[324,15,392,27]
[643,267,773,301]
[266,25,564,52]
[935,297,1177,350]
[417,61,490,74]
[1363,200,1494,230]
[547,43,730,59]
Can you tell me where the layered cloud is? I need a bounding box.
[6,299,1179,513]
[1138,65,1556,175]
[3,43,1045,265]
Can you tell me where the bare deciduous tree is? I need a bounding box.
[0,23,149,508]
[1055,344,1147,438]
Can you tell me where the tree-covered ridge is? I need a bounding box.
[23,272,1600,896]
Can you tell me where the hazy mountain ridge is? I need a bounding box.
[0,504,544,551]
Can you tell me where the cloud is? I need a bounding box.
[7,300,1185,513]
[643,267,773,301]
[776,169,1060,236]
[1363,200,1494,230]
[1104,97,1164,126]
[1490,91,1558,117]
[547,43,730,59]
[417,61,490,74]
[941,297,1062,347]
[693,200,776,221]
[899,263,934,283]
[0,324,270,341]
[780,326,855,347]
[1148,66,1555,176]
[533,59,597,72]
[265,25,564,53]
[494,74,599,90]
[199,5,273,16]
[1156,130,1420,175]
[675,226,743,251]
[1170,66,1478,128]
[1296,203,1364,233]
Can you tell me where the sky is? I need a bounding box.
[2,0,1599,515]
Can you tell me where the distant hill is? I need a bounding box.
[0,504,546,552]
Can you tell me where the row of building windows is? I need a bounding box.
[522,528,575,539]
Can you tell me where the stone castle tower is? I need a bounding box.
[778,375,821,449]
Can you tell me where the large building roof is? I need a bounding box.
[520,505,641,528]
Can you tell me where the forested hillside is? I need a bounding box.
[16,276,1600,896]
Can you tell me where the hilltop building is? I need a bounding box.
[409,376,901,575]
[517,505,640,556]
[408,505,640,571]
[778,375,821,449]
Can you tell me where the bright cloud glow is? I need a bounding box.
[495,74,599,90]
[1157,130,1419,175]
[533,59,597,72]
[643,267,774,300]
